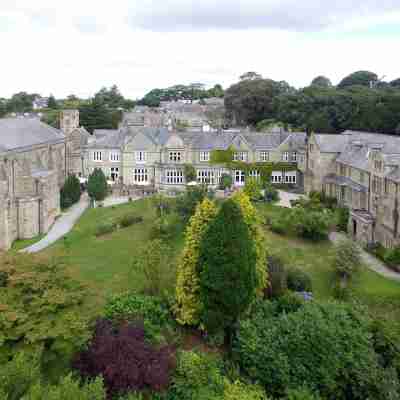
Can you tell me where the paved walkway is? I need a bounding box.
[101,196,139,208]
[329,232,400,282]
[21,195,90,254]
[277,190,305,208]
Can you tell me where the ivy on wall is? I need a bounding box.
[210,147,298,184]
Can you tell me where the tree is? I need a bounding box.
[131,239,173,296]
[87,168,108,201]
[176,185,211,221]
[198,199,258,343]
[184,164,197,183]
[234,300,400,400]
[243,177,262,201]
[338,70,378,89]
[60,174,81,209]
[390,78,400,88]
[310,76,332,88]
[6,92,36,113]
[175,198,218,326]
[47,94,58,109]
[219,173,232,190]
[0,99,7,117]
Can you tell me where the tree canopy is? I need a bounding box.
[337,70,378,89]
[310,76,332,88]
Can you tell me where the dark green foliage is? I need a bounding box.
[183,164,197,182]
[266,256,287,298]
[176,186,211,221]
[286,268,312,292]
[95,222,116,237]
[47,94,58,109]
[336,206,349,232]
[286,388,322,400]
[198,200,258,339]
[119,214,143,228]
[5,92,35,113]
[264,183,279,203]
[384,247,400,270]
[291,207,332,241]
[78,99,114,133]
[367,242,387,262]
[270,219,287,235]
[88,168,108,201]
[219,173,233,190]
[234,300,399,399]
[60,174,82,209]
[338,70,378,89]
[310,76,332,88]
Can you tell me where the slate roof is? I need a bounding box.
[0,118,65,153]
[314,134,348,153]
[336,144,370,170]
[323,173,368,192]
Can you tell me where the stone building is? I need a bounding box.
[0,111,88,251]
[299,131,400,248]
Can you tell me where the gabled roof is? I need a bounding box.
[0,118,65,153]
[313,134,348,153]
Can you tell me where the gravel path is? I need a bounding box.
[277,190,305,208]
[329,232,400,281]
[21,195,90,253]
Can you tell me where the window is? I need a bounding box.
[169,152,182,162]
[133,168,148,184]
[93,151,102,161]
[374,160,383,172]
[292,152,297,162]
[284,172,297,184]
[197,169,215,185]
[110,152,120,162]
[340,164,346,176]
[249,170,261,180]
[260,151,269,162]
[282,152,289,161]
[199,152,210,162]
[233,152,247,162]
[110,167,119,181]
[235,170,245,185]
[271,172,283,184]
[135,151,146,163]
[166,169,184,184]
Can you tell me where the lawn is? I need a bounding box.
[36,199,400,325]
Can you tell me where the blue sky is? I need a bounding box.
[1,0,399,99]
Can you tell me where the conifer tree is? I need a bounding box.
[198,199,258,344]
[87,168,108,201]
[175,198,217,326]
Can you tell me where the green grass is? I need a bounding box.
[11,234,45,251]
[42,199,186,312]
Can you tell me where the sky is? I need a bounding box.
[1,0,400,99]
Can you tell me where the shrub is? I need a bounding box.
[176,186,212,221]
[234,301,397,400]
[87,168,108,201]
[184,164,197,183]
[105,293,171,342]
[384,247,400,269]
[270,219,287,235]
[367,242,387,261]
[60,174,81,209]
[265,256,287,298]
[243,178,263,202]
[95,222,116,237]
[119,214,143,228]
[263,183,279,203]
[219,173,233,190]
[286,388,322,400]
[73,319,175,398]
[198,199,258,342]
[332,239,362,280]
[291,207,332,241]
[336,206,350,232]
[223,379,269,400]
[175,198,218,326]
[286,268,312,292]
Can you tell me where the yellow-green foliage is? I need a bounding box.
[223,379,269,400]
[232,192,268,295]
[175,198,218,326]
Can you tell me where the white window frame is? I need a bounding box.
[249,170,261,180]
[260,151,269,162]
[197,169,215,185]
[282,152,289,162]
[199,151,210,162]
[233,152,247,162]
[284,172,297,184]
[93,151,102,162]
[169,151,182,162]
[271,172,283,184]
[110,167,119,181]
[133,168,148,184]
[165,169,184,184]
[235,170,245,185]
[292,152,297,162]
[135,151,146,163]
[109,152,120,162]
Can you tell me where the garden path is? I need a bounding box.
[329,232,400,282]
[277,190,305,208]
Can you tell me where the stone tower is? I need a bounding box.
[60,110,79,135]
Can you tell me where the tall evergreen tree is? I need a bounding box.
[87,168,108,201]
[47,94,58,109]
[198,199,257,344]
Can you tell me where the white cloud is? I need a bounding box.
[0,1,399,99]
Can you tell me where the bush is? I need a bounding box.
[367,242,387,261]
[88,168,108,201]
[184,164,197,183]
[265,256,287,298]
[219,173,233,190]
[119,214,143,228]
[332,239,362,281]
[73,319,175,398]
[176,186,212,221]
[95,222,116,237]
[384,247,400,269]
[60,174,81,209]
[234,301,397,400]
[286,268,312,292]
[263,183,279,203]
[336,206,350,232]
[243,178,263,202]
[286,388,322,400]
[291,207,332,241]
[270,219,287,235]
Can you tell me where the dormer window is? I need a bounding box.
[260,151,269,162]
[135,151,146,163]
[282,152,289,161]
